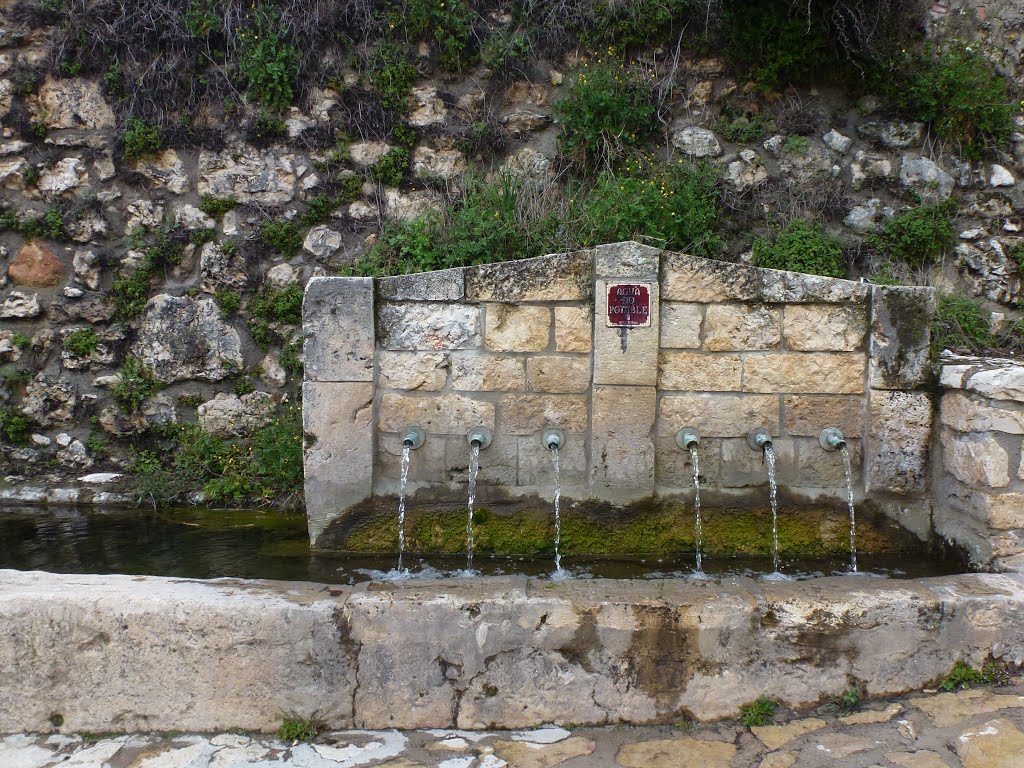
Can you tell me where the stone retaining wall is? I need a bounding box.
[304,241,935,548]
[2,568,1022,732]
[935,357,1024,568]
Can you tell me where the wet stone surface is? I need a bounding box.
[3,678,1023,767]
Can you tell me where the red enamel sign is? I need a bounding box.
[607,283,652,327]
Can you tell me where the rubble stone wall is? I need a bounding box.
[304,241,936,546]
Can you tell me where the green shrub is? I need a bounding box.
[276,711,323,742]
[11,333,29,350]
[782,135,809,154]
[481,29,532,74]
[189,228,216,246]
[122,117,162,161]
[367,43,418,112]
[299,195,337,227]
[63,328,100,357]
[247,110,287,145]
[869,201,956,268]
[279,340,303,375]
[7,207,67,241]
[740,695,778,727]
[579,0,695,51]
[0,408,31,444]
[249,284,304,347]
[214,290,241,318]
[402,0,476,71]
[198,195,237,220]
[370,146,411,187]
[112,357,161,412]
[898,45,1017,160]
[931,295,991,356]
[575,158,722,257]
[752,219,844,277]
[940,660,988,692]
[261,220,303,257]
[237,5,298,111]
[717,113,770,143]
[555,59,657,169]
[110,267,153,321]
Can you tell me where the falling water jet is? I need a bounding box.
[748,428,781,576]
[821,427,857,573]
[465,427,492,572]
[397,426,425,573]
[543,427,566,576]
[675,428,703,574]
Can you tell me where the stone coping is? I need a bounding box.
[2,568,1022,734]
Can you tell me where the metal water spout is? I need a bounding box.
[467,426,492,449]
[747,427,773,451]
[543,427,565,451]
[401,425,425,449]
[819,427,847,452]
[675,427,700,451]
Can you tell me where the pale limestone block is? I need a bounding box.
[654,433,722,487]
[592,240,661,278]
[963,366,1024,401]
[911,689,1024,728]
[485,304,551,352]
[446,434,517,487]
[784,304,867,351]
[616,738,735,768]
[981,492,1024,529]
[517,434,587,487]
[659,394,778,437]
[466,252,591,302]
[794,437,862,487]
[303,277,375,382]
[450,355,525,391]
[942,432,1010,488]
[659,352,742,391]
[593,280,660,386]
[957,718,1024,768]
[500,395,588,435]
[719,438,796,487]
[302,382,374,545]
[494,738,597,767]
[867,390,932,494]
[590,386,656,497]
[554,306,592,352]
[941,392,1024,434]
[379,302,481,351]
[783,395,864,437]
[1020,447,1024,480]
[527,355,591,393]
[378,352,447,391]
[703,305,781,351]
[743,353,865,394]
[752,717,827,749]
[660,302,703,349]
[377,432,447,484]
[378,393,495,434]
[377,268,464,301]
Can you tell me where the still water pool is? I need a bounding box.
[0,506,967,584]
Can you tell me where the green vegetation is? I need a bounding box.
[555,59,657,169]
[111,357,161,413]
[198,195,237,220]
[740,696,778,727]
[367,43,417,112]
[401,0,476,72]
[189,227,216,246]
[782,135,809,154]
[279,340,303,375]
[897,45,1017,160]
[752,219,844,278]
[0,408,31,444]
[869,201,956,268]
[481,29,532,74]
[121,117,162,161]
[109,229,188,320]
[577,159,722,256]
[930,295,991,356]
[11,333,29,350]
[822,687,861,715]
[247,109,287,145]
[214,290,241,318]
[299,195,338,228]
[940,660,1011,691]
[276,712,324,742]
[577,0,696,52]
[128,404,304,508]
[249,284,304,347]
[261,220,303,258]
[237,4,298,112]
[717,112,769,143]
[1,207,66,241]
[62,328,100,357]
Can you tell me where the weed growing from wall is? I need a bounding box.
[62,328,100,357]
[931,295,990,357]
[868,200,956,269]
[752,219,844,277]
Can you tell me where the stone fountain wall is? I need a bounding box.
[303,241,935,547]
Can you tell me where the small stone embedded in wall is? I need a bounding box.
[940,391,1024,434]
[8,242,65,288]
[379,302,481,352]
[942,432,1011,489]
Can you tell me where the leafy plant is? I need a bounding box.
[11,333,29,350]
[717,113,770,143]
[299,195,337,227]
[868,201,956,268]
[782,135,809,154]
[110,268,153,321]
[199,195,237,220]
[367,43,417,112]
[189,228,216,246]
[214,290,241,318]
[897,45,1017,160]
[261,220,303,257]
[402,0,477,71]
[481,28,532,75]
[249,284,304,347]
[740,695,778,727]
[0,408,31,444]
[237,4,298,111]
[122,117,162,161]
[931,295,991,356]
[579,0,695,52]
[112,357,161,412]
[63,328,100,357]
[370,146,412,187]
[821,687,860,715]
[276,712,324,742]
[555,59,657,170]
[247,110,287,146]
[752,219,844,277]
[279,340,303,375]
[940,660,987,691]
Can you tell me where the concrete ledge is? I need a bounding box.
[1,570,1022,733]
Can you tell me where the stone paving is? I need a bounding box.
[3,679,1023,768]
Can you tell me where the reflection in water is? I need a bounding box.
[0,505,967,585]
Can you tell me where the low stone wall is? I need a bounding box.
[2,568,1023,733]
[304,241,935,548]
[935,357,1024,568]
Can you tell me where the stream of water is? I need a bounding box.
[551,446,563,575]
[690,444,703,574]
[396,443,411,573]
[765,445,781,575]
[466,442,480,571]
[841,445,858,573]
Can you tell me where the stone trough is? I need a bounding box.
[2,242,1024,733]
